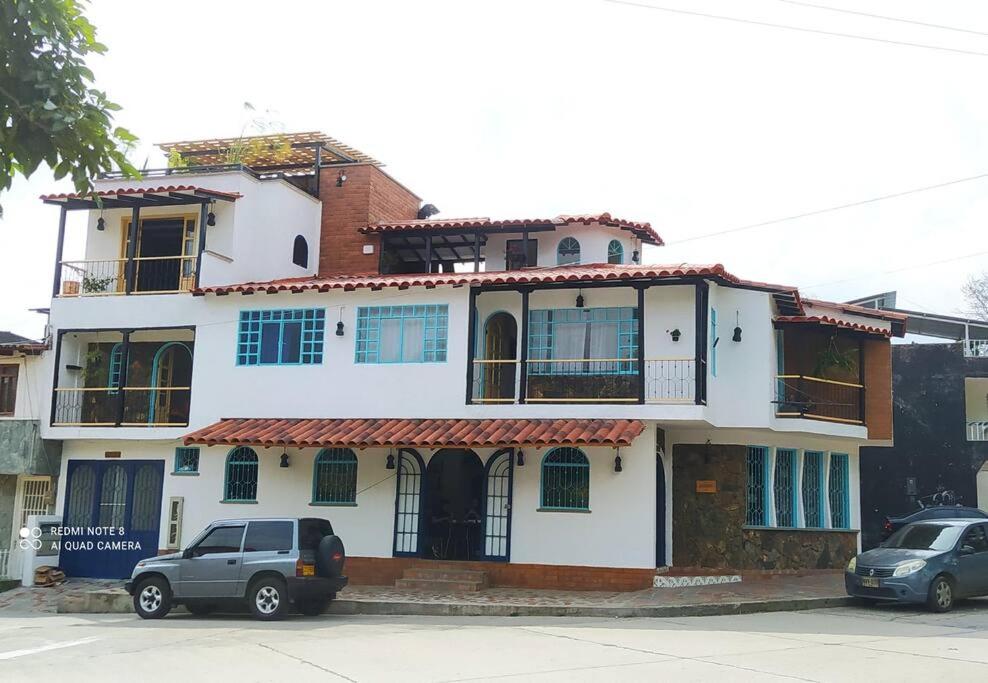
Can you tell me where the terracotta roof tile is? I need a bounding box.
[775,315,895,337]
[40,185,242,202]
[184,418,646,449]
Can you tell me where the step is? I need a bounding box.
[402,567,490,584]
[395,578,487,592]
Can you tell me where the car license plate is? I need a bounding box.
[861,577,880,588]
[302,564,315,577]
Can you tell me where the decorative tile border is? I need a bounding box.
[653,574,742,588]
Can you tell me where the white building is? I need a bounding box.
[35,132,906,588]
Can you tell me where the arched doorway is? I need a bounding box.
[424,449,485,560]
[149,342,193,425]
[481,312,517,402]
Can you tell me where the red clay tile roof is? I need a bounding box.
[362,212,663,245]
[184,418,646,449]
[40,185,242,203]
[803,298,908,323]
[775,315,896,337]
[194,262,800,305]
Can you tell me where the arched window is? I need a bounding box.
[312,448,358,504]
[556,237,581,266]
[292,235,309,268]
[224,446,258,502]
[540,447,590,511]
[607,240,624,264]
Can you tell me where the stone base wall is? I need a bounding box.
[672,443,857,570]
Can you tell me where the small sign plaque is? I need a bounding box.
[104,451,121,459]
[696,480,717,494]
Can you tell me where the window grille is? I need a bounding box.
[773,448,797,527]
[829,453,850,529]
[225,446,259,502]
[746,446,768,525]
[312,448,358,504]
[540,447,590,510]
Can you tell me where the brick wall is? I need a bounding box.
[864,338,893,441]
[317,164,420,276]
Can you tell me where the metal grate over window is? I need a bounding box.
[773,448,797,527]
[607,240,624,264]
[312,448,358,504]
[225,446,259,502]
[746,446,768,525]
[540,447,590,511]
[829,453,850,529]
[802,451,825,527]
[237,308,325,366]
[174,446,200,473]
[556,237,581,265]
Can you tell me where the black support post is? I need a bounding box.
[52,206,67,297]
[425,234,433,274]
[115,330,132,427]
[694,281,709,405]
[195,202,208,288]
[49,331,64,426]
[124,207,140,294]
[858,338,866,424]
[521,230,529,267]
[313,146,322,199]
[637,284,646,404]
[473,232,481,272]
[518,287,530,404]
[465,287,478,404]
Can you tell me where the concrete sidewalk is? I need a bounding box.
[0,572,851,618]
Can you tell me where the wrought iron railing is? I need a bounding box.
[644,358,695,402]
[775,375,865,425]
[58,256,197,297]
[964,340,988,358]
[968,421,988,441]
[52,386,192,427]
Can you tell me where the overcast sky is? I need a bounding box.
[2,0,987,339]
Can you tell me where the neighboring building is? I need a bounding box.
[0,333,61,579]
[36,132,903,587]
[853,295,988,549]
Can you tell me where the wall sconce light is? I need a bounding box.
[336,321,345,337]
[336,170,347,187]
[96,209,105,231]
[386,449,396,470]
[614,451,623,473]
[732,311,742,342]
[632,250,640,264]
[670,328,681,342]
[206,201,216,227]
[516,450,525,467]
[575,290,585,308]
[280,451,290,468]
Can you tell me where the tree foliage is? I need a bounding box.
[0,0,137,208]
[963,272,988,321]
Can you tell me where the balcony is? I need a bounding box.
[58,256,198,297]
[471,358,697,404]
[968,421,988,441]
[965,340,988,358]
[775,375,865,425]
[50,328,194,428]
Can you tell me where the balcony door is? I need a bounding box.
[149,342,193,426]
[123,216,197,293]
[481,312,517,402]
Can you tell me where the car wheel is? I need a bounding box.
[927,575,954,613]
[133,576,172,620]
[185,602,216,616]
[248,576,288,621]
[297,598,328,616]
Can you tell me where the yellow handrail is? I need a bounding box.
[776,374,863,389]
[54,386,191,392]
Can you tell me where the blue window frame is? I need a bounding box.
[108,343,123,394]
[710,308,718,377]
[224,446,258,502]
[773,448,798,527]
[557,237,581,265]
[607,240,624,264]
[802,451,825,527]
[540,447,590,511]
[829,453,850,529]
[312,448,358,504]
[237,309,325,366]
[174,447,200,474]
[528,307,638,376]
[746,446,770,525]
[355,305,448,363]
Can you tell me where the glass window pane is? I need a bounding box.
[260,322,281,363]
[244,521,294,552]
[281,322,302,363]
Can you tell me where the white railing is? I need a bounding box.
[964,340,988,358]
[968,421,988,441]
[0,548,22,580]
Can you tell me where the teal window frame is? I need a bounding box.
[773,448,798,527]
[802,451,826,527]
[710,308,718,377]
[237,308,325,366]
[607,240,624,264]
[540,447,590,511]
[312,448,358,505]
[828,453,851,529]
[354,304,448,364]
[556,237,581,265]
[224,446,259,502]
[174,446,200,474]
[527,307,638,376]
[745,446,770,525]
[108,343,123,394]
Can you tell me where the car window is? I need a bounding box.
[192,525,245,557]
[299,518,334,551]
[886,523,963,551]
[961,525,988,553]
[244,521,294,552]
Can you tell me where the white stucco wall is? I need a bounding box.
[0,354,46,420]
[484,224,637,270]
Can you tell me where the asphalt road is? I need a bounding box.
[2,603,988,681]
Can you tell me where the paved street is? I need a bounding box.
[2,603,988,682]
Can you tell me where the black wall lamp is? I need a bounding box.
[336,170,348,187]
[336,321,345,337]
[732,311,742,342]
[614,449,623,473]
[386,449,396,470]
[516,450,525,467]
[280,450,290,468]
[96,208,105,231]
[575,290,585,308]
[206,201,216,226]
[670,328,681,342]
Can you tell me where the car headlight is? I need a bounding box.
[892,559,926,577]
[847,557,856,572]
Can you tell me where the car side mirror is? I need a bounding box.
[960,545,976,556]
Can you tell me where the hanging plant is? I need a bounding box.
[82,346,105,384]
[813,334,857,378]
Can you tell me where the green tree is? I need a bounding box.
[0,0,137,211]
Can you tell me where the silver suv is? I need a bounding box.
[125,517,347,620]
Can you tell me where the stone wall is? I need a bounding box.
[672,443,857,570]
[0,420,61,476]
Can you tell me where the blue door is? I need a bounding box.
[61,460,164,578]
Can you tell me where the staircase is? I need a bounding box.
[395,564,490,592]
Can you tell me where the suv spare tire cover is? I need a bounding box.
[316,535,345,577]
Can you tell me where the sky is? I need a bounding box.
[2,0,987,340]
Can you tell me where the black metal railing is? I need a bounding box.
[58,256,197,297]
[775,375,865,424]
[52,387,191,427]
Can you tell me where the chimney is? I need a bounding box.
[317,164,421,276]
